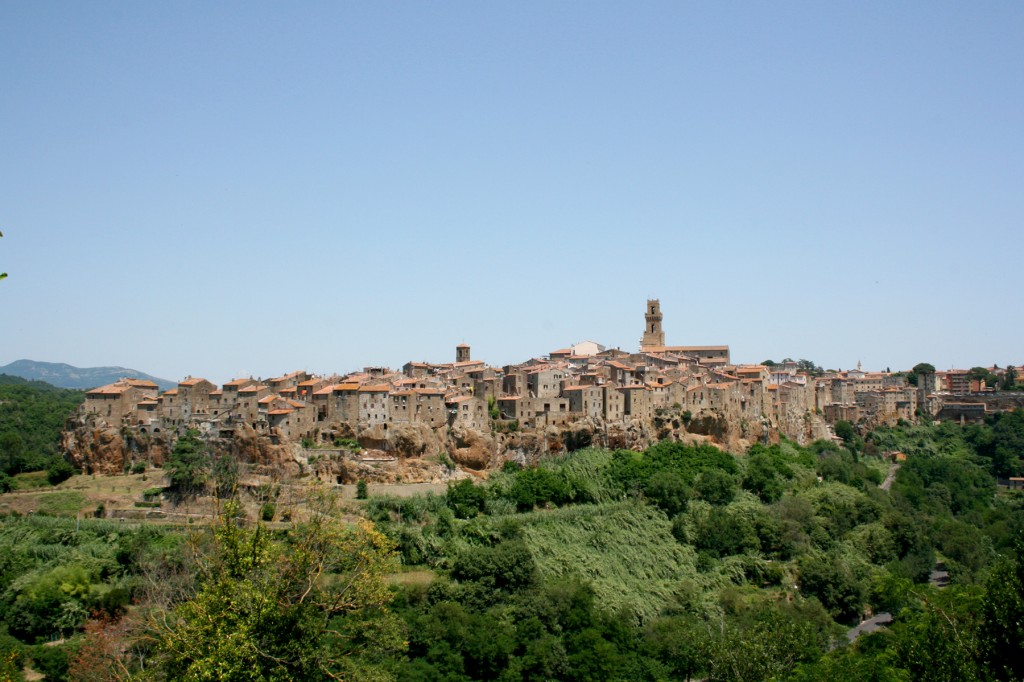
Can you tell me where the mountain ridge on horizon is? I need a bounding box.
[0,359,176,391]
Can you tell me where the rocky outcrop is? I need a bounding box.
[64,426,127,475]
[63,419,172,475]
[64,403,806,482]
[354,422,446,460]
[449,424,496,470]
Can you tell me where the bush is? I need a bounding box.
[142,487,163,501]
[260,503,276,522]
[130,461,147,475]
[797,552,866,622]
[505,467,579,511]
[46,457,75,485]
[644,470,691,515]
[447,479,488,519]
[30,642,77,681]
[451,540,539,593]
[333,438,361,451]
[0,471,12,493]
[356,479,368,500]
[438,451,456,471]
[695,468,737,506]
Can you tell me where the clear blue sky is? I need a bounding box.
[2,2,1022,384]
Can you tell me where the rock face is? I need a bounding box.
[63,418,171,475]
[64,405,807,482]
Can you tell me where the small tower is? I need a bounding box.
[641,299,665,350]
[456,343,471,363]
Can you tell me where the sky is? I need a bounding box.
[2,2,1022,385]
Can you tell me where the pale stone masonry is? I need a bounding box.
[77,301,950,448]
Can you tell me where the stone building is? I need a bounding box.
[235,384,271,424]
[446,395,488,429]
[564,385,605,420]
[527,365,567,399]
[358,385,391,427]
[619,384,654,420]
[83,379,158,426]
[176,378,218,422]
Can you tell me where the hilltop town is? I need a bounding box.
[65,300,1023,482]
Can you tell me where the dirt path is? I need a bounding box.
[880,463,900,491]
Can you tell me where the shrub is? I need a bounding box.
[46,457,75,485]
[505,467,578,511]
[447,479,489,519]
[438,451,456,471]
[130,461,147,475]
[356,479,368,500]
[260,503,275,522]
[142,487,163,501]
[451,540,539,593]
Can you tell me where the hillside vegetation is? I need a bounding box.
[0,416,1021,680]
[0,376,83,487]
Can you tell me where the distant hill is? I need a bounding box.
[0,359,176,391]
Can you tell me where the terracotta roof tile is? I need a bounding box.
[87,384,131,395]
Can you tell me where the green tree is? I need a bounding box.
[797,359,822,375]
[969,366,995,388]
[833,421,855,445]
[980,536,1024,680]
[643,470,690,515]
[908,362,936,387]
[163,430,210,499]
[446,478,488,519]
[1001,366,1017,391]
[149,494,403,681]
[889,586,986,682]
[695,467,737,506]
[46,457,75,485]
[797,552,865,622]
[0,432,24,474]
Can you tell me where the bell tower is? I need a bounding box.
[456,343,471,363]
[641,299,665,350]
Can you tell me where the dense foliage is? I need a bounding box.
[1,414,1023,680]
[0,376,83,477]
[362,423,1024,680]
